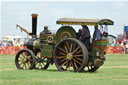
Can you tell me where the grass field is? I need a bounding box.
[0,54,128,85]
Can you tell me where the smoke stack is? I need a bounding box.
[31,14,38,37]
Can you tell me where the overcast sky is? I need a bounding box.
[1,0,128,39]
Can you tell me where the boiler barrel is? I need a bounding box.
[26,39,41,51]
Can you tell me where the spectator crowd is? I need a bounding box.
[0,39,27,54]
[0,39,27,47]
[120,40,128,54]
[105,39,128,54]
[0,38,128,55]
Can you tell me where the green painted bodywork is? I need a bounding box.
[34,28,108,63]
[94,40,108,46]
[89,40,108,58]
[41,44,54,58]
[33,26,108,66]
[45,34,56,44]
[34,39,41,50]
[55,26,76,43]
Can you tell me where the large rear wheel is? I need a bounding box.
[54,38,88,72]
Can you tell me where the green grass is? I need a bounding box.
[0,54,128,85]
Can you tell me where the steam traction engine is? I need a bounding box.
[15,14,114,72]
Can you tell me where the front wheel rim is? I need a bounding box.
[35,52,50,69]
[15,49,35,69]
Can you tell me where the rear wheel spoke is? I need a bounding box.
[58,47,67,53]
[76,57,82,61]
[59,52,66,56]
[65,62,69,70]
[73,61,78,70]
[69,42,73,52]
[65,42,70,50]
[68,62,71,71]
[73,43,76,51]
[57,56,66,59]
[72,47,80,54]
[73,58,82,65]
[60,58,66,62]
[73,54,83,57]
[76,50,82,54]
[71,61,75,71]
[64,45,68,53]
[61,61,67,67]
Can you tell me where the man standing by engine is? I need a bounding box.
[43,26,51,34]
[93,25,102,40]
[79,25,91,50]
[40,26,51,43]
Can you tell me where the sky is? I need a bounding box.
[1,0,128,39]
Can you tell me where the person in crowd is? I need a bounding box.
[17,40,21,47]
[116,41,120,46]
[111,41,116,47]
[3,41,8,46]
[7,41,13,46]
[125,41,128,54]
[93,25,102,40]
[79,25,91,50]
[121,41,125,53]
[123,39,127,46]
[0,40,3,46]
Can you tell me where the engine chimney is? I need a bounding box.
[31,14,38,37]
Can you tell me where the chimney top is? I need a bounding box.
[31,14,38,18]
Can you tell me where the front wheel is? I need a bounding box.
[15,49,36,70]
[54,38,88,72]
[35,52,50,69]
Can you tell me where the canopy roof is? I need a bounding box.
[56,18,114,25]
